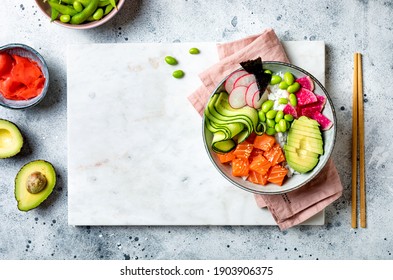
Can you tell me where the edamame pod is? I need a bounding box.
[48,1,78,16]
[60,14,71,23]
[264,69,272,75]
[73,1,83,12]
[104,4,114,15]
[275,123,281,133]
[92,8,104,20]
[70,0,99,25]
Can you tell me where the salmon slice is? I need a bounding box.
[233,142,254,159]
[216,150,236,164]
[249,154,272,175]
[232,157,250,177]
[267,165,288,186]
[247,170,268,185]
[264,143,285,166]
[253,134,276,151]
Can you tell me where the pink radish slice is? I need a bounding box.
[245,82,259,107]
[252,89,269,109]
[233,73,256,89]
[229,86,248,108]
[224,70,248,93]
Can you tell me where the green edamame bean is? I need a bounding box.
[48,1,78,16]
[287,82,300,93]
[279,119,287,132]
[172,70,185,79]
[93,8,104,20]
[264,69,272,75]
[286,120,291,130]
[266,109,277,120]
[275,110,284,123]
[266,119,275,128]
[283,72,295,85]
[165,56,178,65]
[266,127,276,136]
[70,0,99,24]
[258,110,266,122]
[278,97,288,104]
[104,4,114,15]
[261,100,274,113]
[60,14,71,23]
[288,93,297,106]
[270,75,282,85]
[284,114,294,122]
[279,81,289,89]
[275,123,281,133]
[189,48,200,54]
[73,1,83,12]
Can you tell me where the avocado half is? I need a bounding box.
[0,119,24,158]
[15,160,56,211]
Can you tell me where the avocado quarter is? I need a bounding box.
[284,117,324,173]
[14,160,56,211]
[0,119,24,159]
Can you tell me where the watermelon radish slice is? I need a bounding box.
[296,88,318,106]
[252,88,269,109]
[229,86,247,108]
[245,82,259,107]
[296,76,314,91]
[233,73,256,89]
[309,111,333,130]
[224,70,248,93]
[298,94,327,116]
[283,104,298,119]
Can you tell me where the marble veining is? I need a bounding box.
[67,41,325,226]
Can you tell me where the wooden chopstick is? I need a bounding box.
[357,53,366,228]
[351,53,366,228]
[351,53,359,228]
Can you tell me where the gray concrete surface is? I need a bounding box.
[0,0,392,260]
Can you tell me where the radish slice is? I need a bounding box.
[224,70,248,94]
[233,73,256,89]
[252,88,269,109]
[229,86,247,108]
[245,82,259,107]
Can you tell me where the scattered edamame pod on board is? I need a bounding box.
[172,70,185,79]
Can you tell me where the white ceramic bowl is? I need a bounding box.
[0,44,49,110]
[202,61,337,195]
[35,0,125,30]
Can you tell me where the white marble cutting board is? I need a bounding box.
[67,41,326,226]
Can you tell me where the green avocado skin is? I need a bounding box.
[0,119,24,159]
[284,117,323,173]
[14,160,57,212]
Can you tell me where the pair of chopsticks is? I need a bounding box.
[351,53,366,228]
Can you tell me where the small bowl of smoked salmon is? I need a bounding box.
[0,44,49,109]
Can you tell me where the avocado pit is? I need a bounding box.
[26,171,47,194]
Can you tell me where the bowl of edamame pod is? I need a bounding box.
[202,61,337,195]
[35,0,125,30]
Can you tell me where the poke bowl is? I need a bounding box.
[202,59,337,195]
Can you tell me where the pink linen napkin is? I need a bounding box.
[188,28,343,230]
